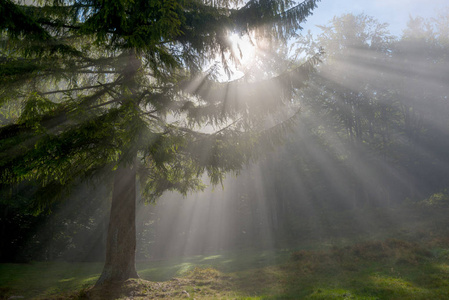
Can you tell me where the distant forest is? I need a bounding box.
[1,11,449,262]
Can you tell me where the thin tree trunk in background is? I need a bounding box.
[96,160,139,285]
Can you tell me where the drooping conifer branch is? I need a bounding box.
[1,0,321,284]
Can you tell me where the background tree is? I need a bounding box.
[391,10,449,198]
[0,0,321,284]
[235,11,449,238]
[294,14,399,208]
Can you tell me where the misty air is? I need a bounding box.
[1,0,449,299]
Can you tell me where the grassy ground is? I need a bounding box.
[2,207,449,299]
[2,238,449,299]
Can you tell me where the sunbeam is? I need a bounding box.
[2,1,449,299]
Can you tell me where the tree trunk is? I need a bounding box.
[96,161,139,285]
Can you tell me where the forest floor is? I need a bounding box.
[2,206,449,299]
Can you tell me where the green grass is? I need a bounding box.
[2,207,449,299]
[0,250,288,299]
[2,241,449,299]
[253,240,449,300]
[0,261,102,299]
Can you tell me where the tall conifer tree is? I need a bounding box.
[0,0,320,283]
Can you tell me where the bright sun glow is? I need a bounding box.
[229,33,256,66]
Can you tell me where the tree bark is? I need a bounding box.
[96,160,139,285]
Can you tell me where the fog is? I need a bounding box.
[2,10,449,268]
[128,11,449,261]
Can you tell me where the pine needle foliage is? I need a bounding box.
[0,0,320,211]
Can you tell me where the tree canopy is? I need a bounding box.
[0,0,321,283]
[0,0,320,210]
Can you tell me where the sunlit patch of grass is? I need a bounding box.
[176,262,196,275]
[370,275,423,294]
[136,248,291,282]
[137,260,199,281]
[436,263,449,272]
[203,254,223,260]
[305,288,378,299]
[410,263,449,289]
[81,275,100,284]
